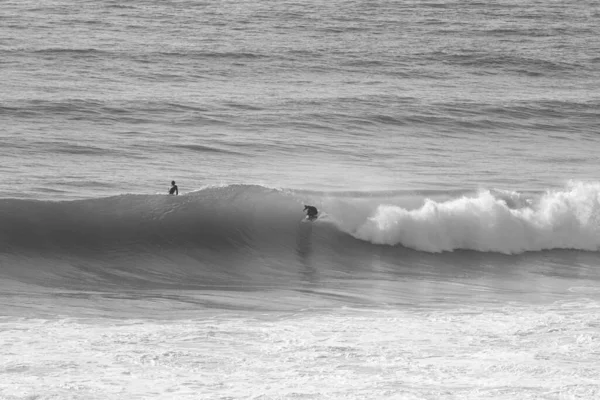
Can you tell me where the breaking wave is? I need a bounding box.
[2,182,600,292]
[349,182,600,253]
[1,182,600,256]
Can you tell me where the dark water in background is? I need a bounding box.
[1,0,599,199]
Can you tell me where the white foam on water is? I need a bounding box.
[1,300,599,399]
[339,182,600,254]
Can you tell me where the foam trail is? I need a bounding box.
[348,182,600,254]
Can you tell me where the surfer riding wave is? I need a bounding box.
[303,205,318,221]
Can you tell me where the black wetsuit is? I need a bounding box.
[304,205,318,219]
[169,185,178,195]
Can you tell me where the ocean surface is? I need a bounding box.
[1,0,600,398]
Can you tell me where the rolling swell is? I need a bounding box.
[0,185,322,290]
[2,183,600,255]
[1,183,600,289]
[0,185,307,253]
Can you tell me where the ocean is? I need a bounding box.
[1,0,600,398]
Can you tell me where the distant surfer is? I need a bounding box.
[169,180,178,195]
[303,205,318,221]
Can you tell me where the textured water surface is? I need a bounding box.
[2,0,600,398]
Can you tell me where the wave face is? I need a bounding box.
[2,183,600,254]
[1,183,600,290]
[1,184,302,253]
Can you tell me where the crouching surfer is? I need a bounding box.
[303,205,318,221]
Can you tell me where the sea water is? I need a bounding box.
[1,0,600,399]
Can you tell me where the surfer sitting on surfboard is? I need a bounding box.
[303,205,318,221]
[169,180,178,195]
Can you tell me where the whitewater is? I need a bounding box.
[2,0,600,399]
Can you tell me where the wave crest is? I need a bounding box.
[342,182,600,254]
[1,183,600,256]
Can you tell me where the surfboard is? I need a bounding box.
[301,215,318,223]
[300,215,318,222]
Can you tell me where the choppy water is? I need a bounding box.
[1,0,600,399]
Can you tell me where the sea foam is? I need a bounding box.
[345,182,600,254]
